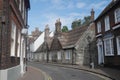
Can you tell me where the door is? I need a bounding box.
[98,44,104,65]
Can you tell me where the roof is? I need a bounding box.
[34,32,54,52]
[95,0,120,21]
[49,26,88,50]
[34,32,45,52]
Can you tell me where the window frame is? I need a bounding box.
[17,30,21,57]
[114,8,120,23]
[57,51,61,60]
[104,37,114,56]
[116,36,120,55]
[104,16,110,31]
[10,20,16,56]
[97,21,101,33]
[65,50,71,59]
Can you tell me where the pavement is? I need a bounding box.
[17,66,48,80]
[18,62,120,80]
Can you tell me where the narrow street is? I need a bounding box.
[28,62,105,80]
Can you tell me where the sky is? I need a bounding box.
[28,0,111,33]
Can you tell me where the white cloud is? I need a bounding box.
[39,12,89,31]
[88,1,108,10]
[76,2,86,8]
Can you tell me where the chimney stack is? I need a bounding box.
[45,24,50,41]
[55,18,61,33]
[91,8,95,22]
[112,0,116,2]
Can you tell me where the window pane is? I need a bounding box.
[115,8,120,23]
[97,22,101,33]
[105,16,110,31]
[105,40,111,54]
[118,37,120,49]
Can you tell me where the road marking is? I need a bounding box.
[29,66,53,80]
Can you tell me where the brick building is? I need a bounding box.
[95,0,120,67]
[0,0,30,80]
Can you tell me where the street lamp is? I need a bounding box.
[21,28,28,74]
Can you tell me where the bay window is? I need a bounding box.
[104,38,114,56]
[116,36,120,55]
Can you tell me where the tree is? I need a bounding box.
[82,16,91,26]
[71,19,81,29]
[62,26,68,32]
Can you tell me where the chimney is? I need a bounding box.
[91,8,95,22]
[44,24,50,41]
[55,18,61,33]
[112,0,116,2]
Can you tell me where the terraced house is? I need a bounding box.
[33,9,98,66]
[0,0,30,80]
[95,0,120,67]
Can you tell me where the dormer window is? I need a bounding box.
[104,16,110,31]
[97,21,101,33]
[115,8,120,23]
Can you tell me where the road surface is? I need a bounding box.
[28,62,105,80]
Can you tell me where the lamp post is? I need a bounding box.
[21,27,28,74]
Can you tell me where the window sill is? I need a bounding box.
[105,54,114,56]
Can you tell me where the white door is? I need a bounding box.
[98,44,104,64]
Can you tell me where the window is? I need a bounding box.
[11,21,16,56]
[115,8,120,23]
[22,1,25,19]
[104,38,114,56]
[57,52,61,60]
[19,0,22,12]
[65,50,71,59]
[17,30,21,57]
[116,36,120,55]
[104,16,110,31]
[97,21,101,33]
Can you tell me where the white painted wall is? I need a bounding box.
[34,32,45,52]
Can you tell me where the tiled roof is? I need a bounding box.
[59,26,88,49]
[96,0,120,21]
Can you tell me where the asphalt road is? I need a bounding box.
[28,62,105,80]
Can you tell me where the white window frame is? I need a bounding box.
[17,30,21,57]
[114,8,120,23]
[65,50,71,59]
[49,53,52,60]
[97,21,101,33]
[10,21,16,56]
[104,37,114,56]
[104,16,110,31]
[116,36,120,55]
[19,0,22,12]
[22,1,25,20]
[44,53,47,60]
[57,51,61,60]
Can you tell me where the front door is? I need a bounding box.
[98,44,104,65]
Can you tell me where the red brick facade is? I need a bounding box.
[0,0,30,69]
[95,0,120,67]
